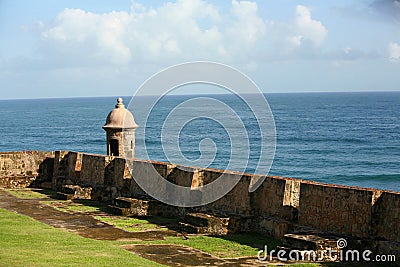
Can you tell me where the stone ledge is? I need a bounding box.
[179,213,229,235]
[0,175,36,189]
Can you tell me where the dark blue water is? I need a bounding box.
[0,92,399,192]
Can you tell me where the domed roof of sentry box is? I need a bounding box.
[103,98,138,130]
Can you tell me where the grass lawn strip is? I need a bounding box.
[0,208,165,267]
[94,215,169,232]
[7,188,54,199]
[8,189,385,266]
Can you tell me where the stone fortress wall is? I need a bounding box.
[0,150,399,249]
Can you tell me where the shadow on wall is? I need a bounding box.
[0,151,54,188]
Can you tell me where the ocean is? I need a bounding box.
[0,92,399,192]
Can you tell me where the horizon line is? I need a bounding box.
[1,89,400,101]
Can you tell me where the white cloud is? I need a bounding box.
[388,42,400,62]
[329,47,379,67]
[288,35,304,47]
[126,0,225,61]
[41,1,337,67]
[258,5,328,61]
[42,9,132,65]
[292,5,327,47]
[4,1,398,99]
[40,0,268,66]
[229,0,266,45]
[26,1,332,69]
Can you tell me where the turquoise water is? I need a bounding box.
[0,92,399,191]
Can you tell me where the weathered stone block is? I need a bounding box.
[180,213,229,235]
[298,182,373,238]
[250,176,287,218]
[0,151,55,188]
[205,172,251,216]
[373,191,400,242]
[61,185,92,199]
[80,154,106,186]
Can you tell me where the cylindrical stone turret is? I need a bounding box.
[103,98,138,158]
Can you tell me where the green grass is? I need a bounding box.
[66,203,101,212]
[0,208,165,267]
[4,189,395,266]
[38,200,70,212]
[118,233,282,259]
[154,235,263,258]
[289,264,321,267]
[7,188,53,199]
[39,199,105,213]
[99,215,284,259]
[95,216,168,232]
[0,198,391,267]
[95,214,284,259]
[98,214,285,259]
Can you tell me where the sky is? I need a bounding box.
[0,0,400,99]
